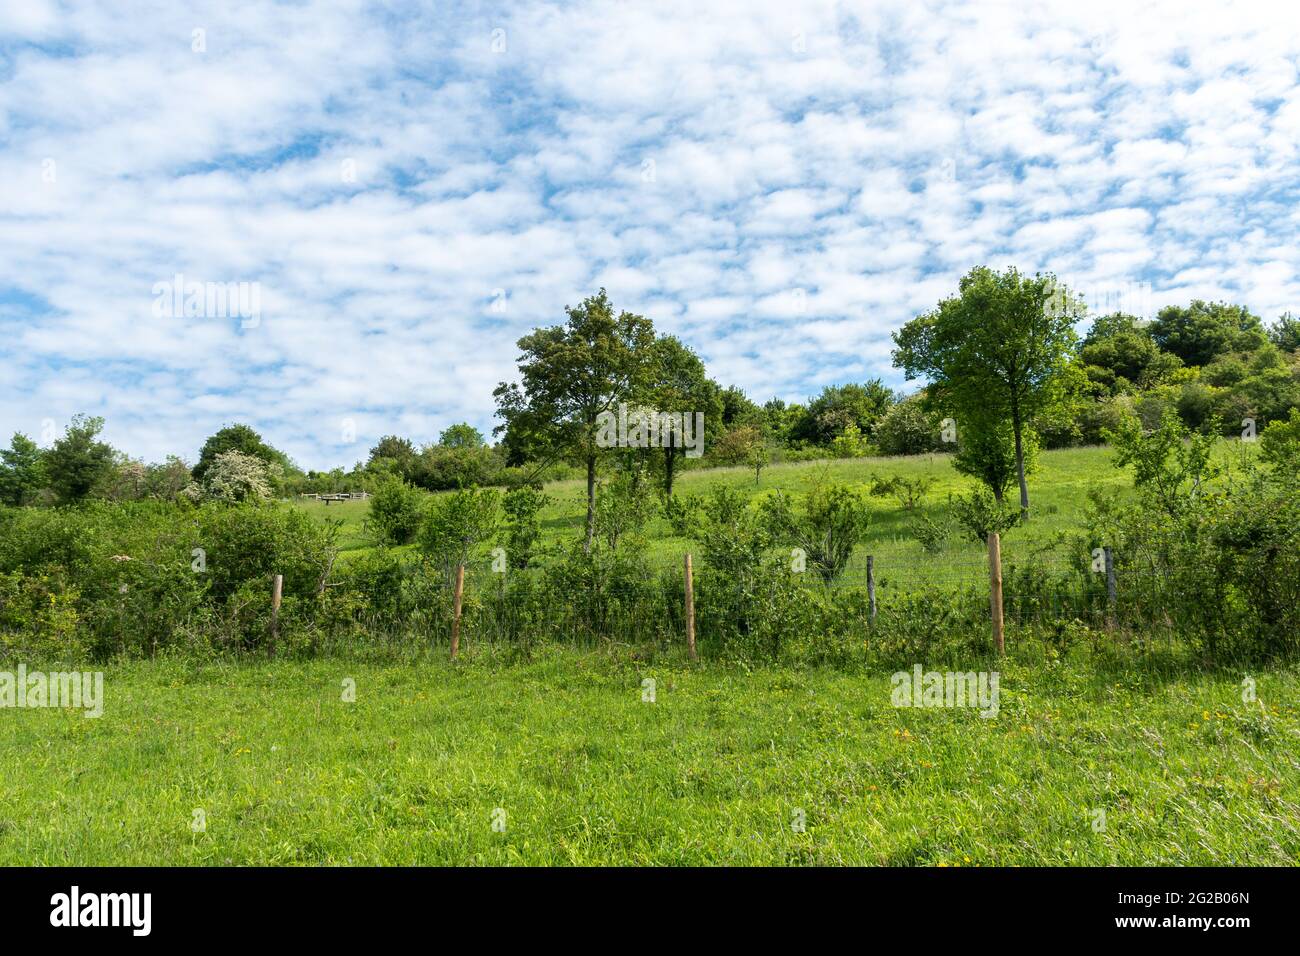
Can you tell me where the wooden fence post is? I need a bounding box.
[866,555,877,625]
[450,563,465,660]
[684,552,697,661]
[269,573,283,657]
[1104,546,1117,625]
[987,533,1005,656]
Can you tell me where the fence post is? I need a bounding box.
[1104,546,1116,626]
[450,563,465,660]
[867,555,877,625]
[684,552,697,661]
[987,533,1005,656]
[269,573,283,657]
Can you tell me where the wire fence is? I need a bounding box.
[325,532,1217,657]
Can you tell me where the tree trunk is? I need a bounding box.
[1011,401,1029,521]
[584,454,597,554]
[663,446,676,497]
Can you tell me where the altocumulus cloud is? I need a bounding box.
[0,0,1297,469]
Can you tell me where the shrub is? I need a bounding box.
[951,487,1020,543]
[760,482,871,583]
[501,485,549,570]
[368,478,425,545]
[418,488,500,582]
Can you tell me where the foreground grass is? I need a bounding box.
[3,649,1296,865]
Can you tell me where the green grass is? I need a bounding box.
[3,649,1296,865]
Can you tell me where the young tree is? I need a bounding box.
[0,433,47,506]
[493,289,654,552]
[893,266,1081,520]
[760,482,872,583]
[644,335,721,497]
[45,414,117,503]
[418,487,501,583]
[952,412,1038,504]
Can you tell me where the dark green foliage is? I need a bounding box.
[1151,300,1267,368]
[45,415,116,503]
[0,434,47,506]
[193,423,290,483]
[791,380,895,446]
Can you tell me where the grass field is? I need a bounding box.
[3,650,1296,865]
[7,442,1290,867]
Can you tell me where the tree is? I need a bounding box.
[0,433,47,506]
[873,393,942,456]
[644,335,721,496]
[792,380,894,447]
[718,385,763,430]
[197,450,274,503]
[439,423,486,449]
[713,425,767,483]
[194,424,289,483]
[1080,313,1181,394]
[45,414,116,503]
[144,456,193,500]
[1150,300,1267,368]
[368,435,417,480]
[953,412,1038,504]
[410,439,501,491]
[493,289,655,553]
[893,266,1081,520]
[1268,312,1300,354]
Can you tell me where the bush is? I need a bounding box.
[418,488,500,582]
[874,395,941,456]
[368,478,425,545]
[951,487,1020,543]
[760,482,871,583]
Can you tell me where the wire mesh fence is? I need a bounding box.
[327,533,1183,656]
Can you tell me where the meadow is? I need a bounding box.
[2,650,1296,865]
[3,441,1296,866]
[302,444,1144,585]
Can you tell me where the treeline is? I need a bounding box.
[2,277,1296,521]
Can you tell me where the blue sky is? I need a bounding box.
[1,0,1298,470]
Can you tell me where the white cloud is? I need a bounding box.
[0,0,1298,467]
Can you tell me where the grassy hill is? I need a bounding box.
[298,444,1152,589]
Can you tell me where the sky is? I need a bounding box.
[1,0,1298,471]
